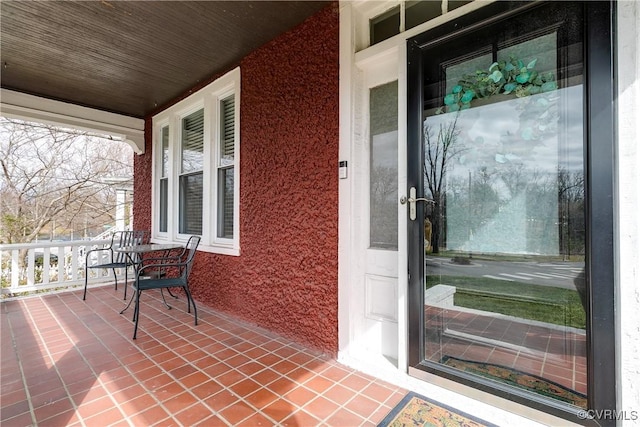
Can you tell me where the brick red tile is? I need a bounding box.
[345,394,379,418]
[76,395,117,420]
[245,387,279,409]
[0,400,31,421]
[33,397,74,423]
[281,409,321,427]
[179,371,209,389]
[203,390,238,412]
[0,411,35,427]
[163,392,198,414]
[251,368,281,387]
[230,378,261,397]
[129,405,170,426]
[194,413,228,427]
[81,406,125,426]
[262,398,297,423]
[324,383,356,405]
[216,368,245,387]
[236,411,274,427]
[302,374,334,395]
[283,385,316,407]
[326,407,366,426]
[219,400,255,425]
[302,396,339,421]
[191,380,224,400]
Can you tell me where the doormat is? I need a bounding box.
[441,355,587,408]
[377,391,497,427]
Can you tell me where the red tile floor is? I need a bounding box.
[1,286,407,426]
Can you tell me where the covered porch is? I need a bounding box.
[1,286,405,426]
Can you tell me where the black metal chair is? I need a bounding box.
[131,235,200,339]
[83,230,149,300]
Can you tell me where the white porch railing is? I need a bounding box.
[0,239,127,297]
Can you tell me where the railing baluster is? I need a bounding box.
[43,248,51,284]
[71,246,78,281]
[57,245,64,283]
[1,239,111,297]
[27,249,35,287]
[11,249,19,292]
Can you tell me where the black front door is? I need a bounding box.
[406,1,615,423]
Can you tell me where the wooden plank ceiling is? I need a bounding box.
[0,1,328,118]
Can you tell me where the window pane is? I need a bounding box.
[217,168,234,238]
[370,6,400,45]
[181,109,204,174]
[220,96,235,166]
[424,31,588,408]
[159,178,168,232]
[447,1,472,13]
[370,81,398,249]
[161,126,169,177]
[179,172,203,235]
[406,1,442,31]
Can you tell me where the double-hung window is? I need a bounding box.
[152,68,240,255]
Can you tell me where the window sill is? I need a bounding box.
[198,243,240,257]
[151,238,239,257]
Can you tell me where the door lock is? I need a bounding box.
[400,187,435,220]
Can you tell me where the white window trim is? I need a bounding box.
[152,67,240,256]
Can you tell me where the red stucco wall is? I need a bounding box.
[134,4,340,355]
[133,119,153,233]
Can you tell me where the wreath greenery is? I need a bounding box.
[436,56,558,114]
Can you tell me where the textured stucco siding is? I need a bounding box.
[134,4,340,355]
[133,119,153,233]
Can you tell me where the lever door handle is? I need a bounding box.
[400,187,435,220]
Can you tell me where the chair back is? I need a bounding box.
[181,235,201,280]
[114,230,150,263]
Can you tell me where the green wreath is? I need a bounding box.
[436,56,558,114]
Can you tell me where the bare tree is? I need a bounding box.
[423,114,466,253]
[0,118,133,245]
[371,165,398,247]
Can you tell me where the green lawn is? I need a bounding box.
[426,275,586,329]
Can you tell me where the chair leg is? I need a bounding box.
[133,289,141,339]
[83,270,89,300]
[112,268,118,291]
[184,287,197,326]
[123,267,128,300]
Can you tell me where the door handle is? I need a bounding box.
[400,187,435,221]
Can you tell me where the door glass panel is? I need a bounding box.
[423,30,587,408]
[370,81,398,249]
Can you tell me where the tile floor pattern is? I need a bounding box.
[1,287,407,426]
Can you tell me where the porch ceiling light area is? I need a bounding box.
[0,1,328,118]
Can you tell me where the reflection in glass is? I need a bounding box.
[370,81,398,249]
[423,35,587,408]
